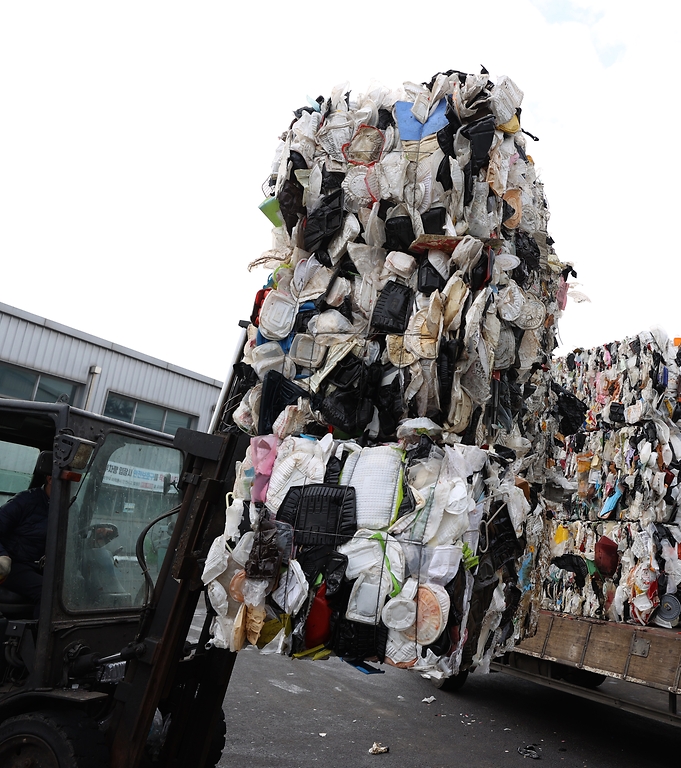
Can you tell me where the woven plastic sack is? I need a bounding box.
[340,445,404,529]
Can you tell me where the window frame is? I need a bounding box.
[103,391,196,435]
[0,360,80,405]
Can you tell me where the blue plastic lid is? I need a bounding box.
[394,99,448,141]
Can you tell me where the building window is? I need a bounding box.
[103,393,194,435]
[0,361,79,404]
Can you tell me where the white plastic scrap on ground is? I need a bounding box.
[202,67,681,683]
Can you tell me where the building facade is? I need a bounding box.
[0,302,222,434]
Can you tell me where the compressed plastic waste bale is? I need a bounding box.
[542,329,681,626]
[205,68,577,679]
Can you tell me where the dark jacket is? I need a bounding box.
[0,487,49,564]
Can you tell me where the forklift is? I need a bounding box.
[0,397,249,767]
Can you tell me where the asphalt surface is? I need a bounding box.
[213,644,681,768]
[187,609,679,767]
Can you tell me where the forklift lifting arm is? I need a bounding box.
[106,427,248,768]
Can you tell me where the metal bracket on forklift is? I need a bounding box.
[70,642,146,677]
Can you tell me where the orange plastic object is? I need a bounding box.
[229,570,247,603]
[403,586,444,645]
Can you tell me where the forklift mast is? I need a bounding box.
[107,426,248,768]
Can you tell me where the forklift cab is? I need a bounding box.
[0,399,183,705]
[0,398,245,768]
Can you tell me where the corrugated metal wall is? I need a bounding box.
[0,303,222,432]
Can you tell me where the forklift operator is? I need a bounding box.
[0,452,52,616]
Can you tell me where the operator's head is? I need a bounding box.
[34,451,53,495]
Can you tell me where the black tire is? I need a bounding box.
[560,667,607,689]
[0,709,109,768]
[205,708,227,768]
[553,662,606,689]
[430,670,469,692]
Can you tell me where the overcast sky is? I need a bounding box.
[1,1,677,381]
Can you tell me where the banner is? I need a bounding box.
[103,461,179,493]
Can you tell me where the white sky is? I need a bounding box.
[1,1,678,381]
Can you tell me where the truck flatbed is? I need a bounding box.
[493,610,681,727]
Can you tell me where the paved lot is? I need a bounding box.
[214,643,681,768]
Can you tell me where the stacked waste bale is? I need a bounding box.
[204,70,571,679]
[544,330,681,626]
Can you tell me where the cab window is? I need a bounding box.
[63,434,182,612]
[0,441,41,506]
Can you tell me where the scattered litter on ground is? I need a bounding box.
[369,742,389,754]
[518,744,541,759]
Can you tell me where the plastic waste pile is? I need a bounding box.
[204,69,573,679]
[543,330,681,627]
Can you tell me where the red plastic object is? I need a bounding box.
[250,288,271,327]
[305,582,332,648]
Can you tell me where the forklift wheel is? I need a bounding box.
[0,709,109,768]
[205,708,227,768]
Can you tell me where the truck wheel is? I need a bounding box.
[552,662,606,689]
[561,668,607,689]
[0,709,109,768]
[430,670,469,692]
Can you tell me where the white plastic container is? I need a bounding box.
[258,291,298,340]
[289,333,326,368]
[381,596,417,631]
[384,250,416,278]
[384,628,418,667]
[250,342,295,380]
[345,570,392,625]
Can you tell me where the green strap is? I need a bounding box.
[462,542,479,570]
[370,532,401,597]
